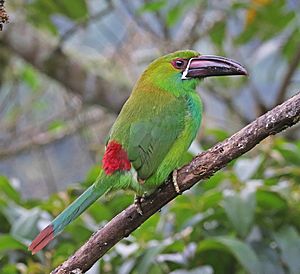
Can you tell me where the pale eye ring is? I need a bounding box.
[175,60,184,67]
[172,58,186,69]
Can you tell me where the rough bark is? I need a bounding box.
[52,92,300,274]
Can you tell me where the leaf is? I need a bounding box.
[198,236,262,274]
[275,143,300,165]
[21,65,40,91]
[58,0,88,20]
[119,259,136,274]
[256,189,288,211]
[252,242,285,274]
[273,226,300,274]
[199,190,223,211]
[136,244,165,274]
[88,202,113,223]
[3,204,42,239]
[166,4,183,27]
[48,120,66,132]
[27,0,88,34]
[2,264,19,274]
[282,27,300,61]
[206,128,230,142]
[166,0,198,27]
[233,156,262,181]
[235,0,295,44]
[170,266,213,274]
[108,193,133,215]
[222,191,256,238]
[0,235,27,253]
[11,208,42,239]
[210,21,226,47]
[138,0,167,13]
[83,165,102,186]
[0,176,21,203]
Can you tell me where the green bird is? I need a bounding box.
[29,50,247,254]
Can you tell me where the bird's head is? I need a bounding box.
[138,50,247,96]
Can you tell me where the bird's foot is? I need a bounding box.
[134,195,144,215]
[138,178,145,184]
[172,169,182,194]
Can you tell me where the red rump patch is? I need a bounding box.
[102,141,131,174]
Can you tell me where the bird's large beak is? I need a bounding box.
[182,55,247,80]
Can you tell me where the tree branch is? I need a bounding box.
[52,92,300,274]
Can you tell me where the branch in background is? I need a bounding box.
[0,21,130,113]
[0,0,9,31]
[0,45,11,89]
[275,43,300,106]
[122,0,161,40]
[251,85,269,116]
[178,8,204,49]
[0,82,21,139]
[205,83,251,125]
[0,108,114,158]
[57,0,113,49]
[52,92,300,273]
[122,1,208,51]
[230,46,269,117]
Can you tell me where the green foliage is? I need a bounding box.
[21,65,41,91]
[138,0,167,13]
[26,0,88,34]
[139,0,200,27]
[198,237,262,274]
[47,120,66,132]
[223,191,256,238]
[1,136,300,273]
[235,0,295,44]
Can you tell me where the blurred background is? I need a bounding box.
[0,0,300,273]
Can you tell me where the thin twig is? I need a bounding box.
[52,92,300,273]
[1,22,130,112]
[122,0,161,39]
[275,43,300,106]
[0,108,111,158]
[57,0,113,49]
[205,82,251,125]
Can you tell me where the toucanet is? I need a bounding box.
[29,50,247,254]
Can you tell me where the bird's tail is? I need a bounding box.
[28,171,111,254]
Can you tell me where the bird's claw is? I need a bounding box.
[172,169,182,194]
[134,196,143,215]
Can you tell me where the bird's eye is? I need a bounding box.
[172,59,186,69]
[175,60,184,67]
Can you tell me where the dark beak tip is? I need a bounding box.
[242,68,248,76]
[239,67,248,76]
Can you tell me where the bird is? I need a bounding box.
[29,50,247,254]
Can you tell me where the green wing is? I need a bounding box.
[127,109,185,180]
